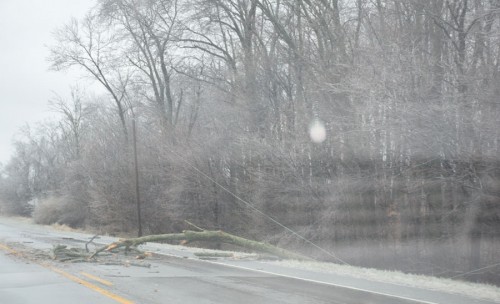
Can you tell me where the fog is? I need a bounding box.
[0,0,499,287]
[0,0,95,163]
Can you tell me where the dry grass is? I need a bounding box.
[50,222,81,232]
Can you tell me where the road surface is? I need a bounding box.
[0,250,119,304]
[0,217,497,304]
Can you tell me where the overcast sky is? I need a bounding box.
[0,0,96,165]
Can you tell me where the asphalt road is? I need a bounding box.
[0,251,118,304]
[0,217,497,304]
[0,248,421,304]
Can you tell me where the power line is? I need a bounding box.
[449,262,500,279]
[166,147,350,265]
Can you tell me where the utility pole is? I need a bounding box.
[132,118,143,237]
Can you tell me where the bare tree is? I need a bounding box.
[99,0,184,133]
[49,13,131,138]
[49,87,91,160]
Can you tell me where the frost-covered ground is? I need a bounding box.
[268,260,500,303]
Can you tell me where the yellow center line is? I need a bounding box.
[0,241,134,304]
[80,271,114,287]
[0,243,17,254]
[50,267,134,304]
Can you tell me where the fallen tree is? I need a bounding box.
[90,229,311,261]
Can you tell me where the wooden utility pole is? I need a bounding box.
[132,118,143,237]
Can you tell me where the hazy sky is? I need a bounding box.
[0,0,96,164]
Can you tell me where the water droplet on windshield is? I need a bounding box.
[309,119,326,143]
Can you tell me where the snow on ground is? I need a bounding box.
[141,240,264,260]
[269,260,500,303]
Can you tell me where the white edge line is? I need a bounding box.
[209,260,439,304]
[148,250,439,304]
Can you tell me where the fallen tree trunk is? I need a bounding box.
[90,230,311,261]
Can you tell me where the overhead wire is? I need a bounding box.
[449,262,500,279]
[166,146,350,265]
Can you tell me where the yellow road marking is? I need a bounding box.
[50,267,134,304]
[0,243,17,254]
[80,271,114,286]
[0,241,133,304]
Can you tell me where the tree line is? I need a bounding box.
[0,0,499,284]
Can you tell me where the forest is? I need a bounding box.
[0,0,499,285]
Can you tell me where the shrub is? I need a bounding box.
[33,196,86,227]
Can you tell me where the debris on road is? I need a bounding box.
[90,228,310,261]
